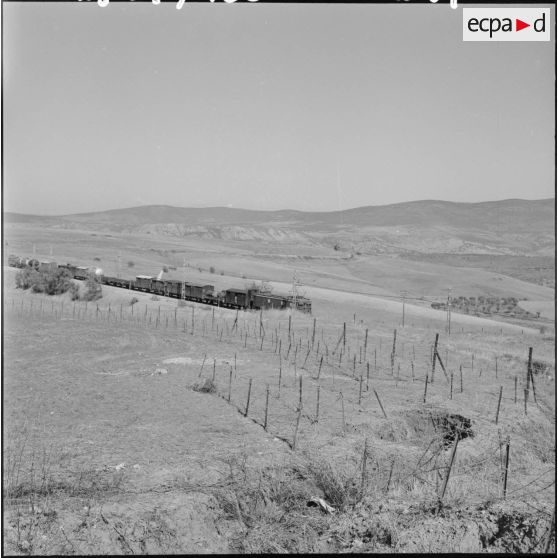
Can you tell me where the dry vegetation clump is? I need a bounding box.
[192,378,216,393]
[15,267,74,296]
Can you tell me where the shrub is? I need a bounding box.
[162,265,169,273]
[177,300,186,308]
[93,257,101,262]
[15,268,38,290]
[209,266,216,274]
[69,283,80,301]
[130,297,139,306]
[220,271,224,276]
[82,275,102,302]
[15,267,73,296]
[127,261,135,268]
[151,295,159,301]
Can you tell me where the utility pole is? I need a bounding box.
[291,270,299,314]
[446,287,452,335]
[401,290,407,328]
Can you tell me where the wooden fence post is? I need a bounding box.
[423,373,429,404]
[199,354,207,377]
[360,438,368,498]
[228,367,233,403]
[502,435,510,498]
[245,379,253,417]
[431,333,439,384]
[315,385,320,423]
[373,389,388,419]
[292,404,302,450]
[439,434,459,509]
[317,356,324,379]
[264,385,270,431]
[495,386,503,424]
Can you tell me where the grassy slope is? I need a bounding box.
[3,267,555,554]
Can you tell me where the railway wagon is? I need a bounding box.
[151,279,167,295]
[252,292,288,310]
[135,275,153,291]
[224,288,252,308]
[185,282,214,301]
[165,279,183,298]
[103,275,132,289]
[38,261,58,272]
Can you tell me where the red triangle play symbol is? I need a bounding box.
[516,19,530,31]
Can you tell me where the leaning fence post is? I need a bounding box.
[373,389,388,419]
[264,385,270,431]
[495,386,503,424]
[228,367,233,403]
[315,385,320,423]
[423,373,429,404]
[439,434,459,509]
[292,404,302,450]
[431,333,439,384]
[244,379,253,417]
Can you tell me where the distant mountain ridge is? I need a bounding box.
[5,198,554,226]
[5,199,555,257]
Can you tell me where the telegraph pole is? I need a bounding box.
[291,270,299,314]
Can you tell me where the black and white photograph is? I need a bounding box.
[2,0,556,554]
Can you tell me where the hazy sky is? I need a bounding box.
[3,2,555,215]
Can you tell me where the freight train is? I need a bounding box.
[8,255,312,313]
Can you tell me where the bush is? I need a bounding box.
[151,295,159,301]
[177,299,186,308]
[130,297,139,306]
[220,271,224,276]
[127,261,135,268]
[209,266,216,274]
[15,267,73,296]
[82,275,102,302]
[93,257,101,262]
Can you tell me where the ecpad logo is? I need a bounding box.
[463,8,550,41]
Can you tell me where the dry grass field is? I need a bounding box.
[3,248,556,553]
[2,201,556,553]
